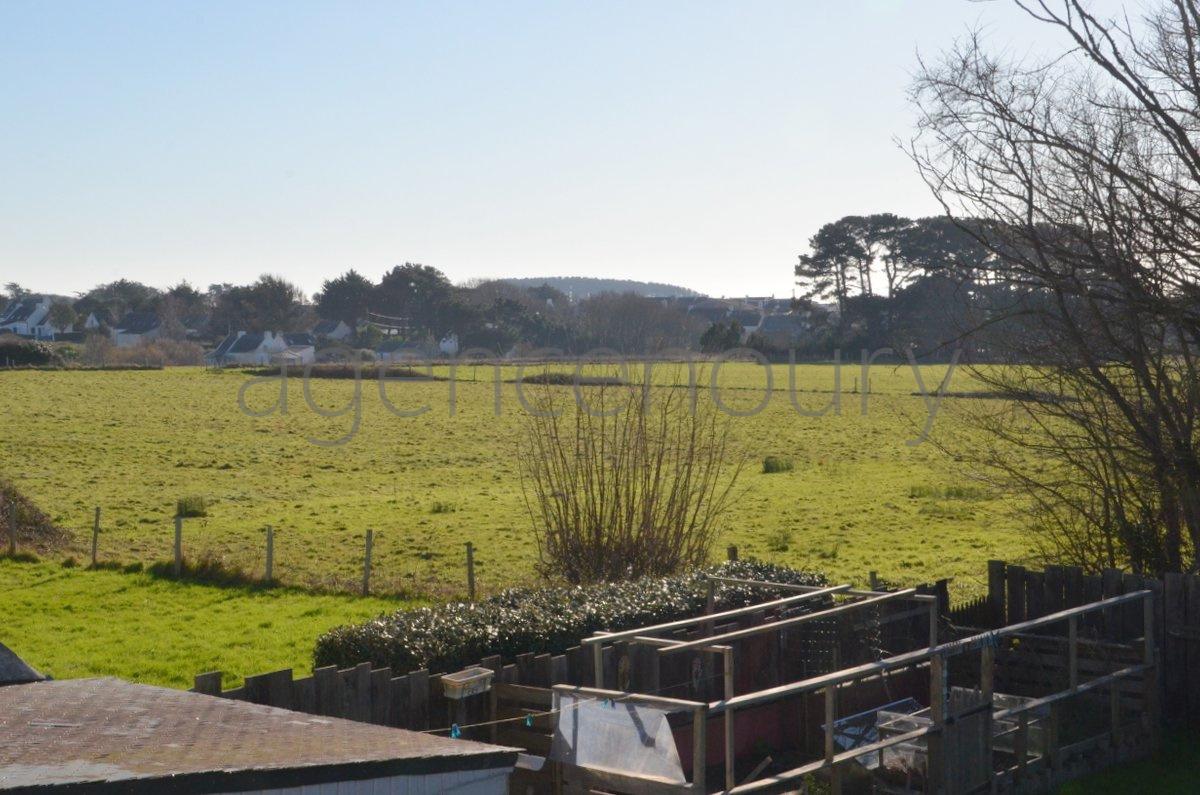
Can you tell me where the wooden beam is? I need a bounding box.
[660,589,917,655]
[586,584,852,645]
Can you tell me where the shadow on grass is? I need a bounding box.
[144,556,275,590]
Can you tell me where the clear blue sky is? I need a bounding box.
[0,0,1124,298]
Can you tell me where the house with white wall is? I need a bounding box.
[207,331,313,366]
[112,312,162,347]
[0,299,50,337]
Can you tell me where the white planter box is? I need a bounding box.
[442,667,494,700]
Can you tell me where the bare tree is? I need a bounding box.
[910,0,1200,573]
[518,374,743,583]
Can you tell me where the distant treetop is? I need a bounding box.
[500,277,703,300]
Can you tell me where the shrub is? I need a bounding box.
[762,456,795,474]
[314,559,826,674]
[519,378,743,583]
[0,335,58,367]
[176,496,208,518]
[430,501,456,514]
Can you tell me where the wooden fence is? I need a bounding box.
[193,591,933,740]
[193,560,1200,743]
[953,560,1200,729]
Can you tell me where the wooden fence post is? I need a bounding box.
[173,516,183,577]
[987,560,1006,624]
[465,541,476,601]
[362,529,374,596]
[265,525,274,583]
[7,498,15,557]
[727,545,739,562]
[91,507,100,567]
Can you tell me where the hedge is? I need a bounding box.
[314,560,826,675]
[0,336,58,367]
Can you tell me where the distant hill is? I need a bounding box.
[501,277,703,300]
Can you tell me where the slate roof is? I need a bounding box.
[0,678,517,792]
[283,333,315,347]
[0,644,43,688]
[114,312,161,335]
[312,319,344,335]
[0,300,42,325]
[228,333,265,354]
[206,333,240,359]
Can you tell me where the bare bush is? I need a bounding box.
[518,375,743,583]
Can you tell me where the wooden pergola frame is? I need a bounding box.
[572,576,1157,794]
[582,576,939,791]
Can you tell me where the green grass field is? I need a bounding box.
[0,558,415,688]
[0,365,1032,589]
[0,363,1038,684]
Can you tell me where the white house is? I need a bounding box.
[207,331,315,367]
[0,298,50,337]
[272,332,317,366]
[312,318,353,341]
[112,312,162,347]
[207,331,277,366]
[83,312,101,331]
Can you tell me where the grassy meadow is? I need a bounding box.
[0,362,1039,683]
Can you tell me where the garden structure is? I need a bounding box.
[197,563,1163,794]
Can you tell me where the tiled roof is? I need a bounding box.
[0,678,516,792]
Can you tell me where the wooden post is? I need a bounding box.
[981,642,995,790]
[592,642,604,688]
[726,545,738,562]
[869,570,879,591]
[361,529,374,596]
[265,526,274,583]
[723,647,736,792]
[1068,614,1078,690]
[987,560,1006,624]
[692,704,707,791]
[824,684,840,795]
[173,516,183,577]
[928,652,946,794]
[91,507,100,567]
[465,541,476,601]
[928,598,939,648]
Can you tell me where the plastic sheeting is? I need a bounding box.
[549,693,686,784]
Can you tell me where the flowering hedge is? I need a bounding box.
[314,560,826,674]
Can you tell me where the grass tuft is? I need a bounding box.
[175,495,209,518]
[762,456,795,474]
